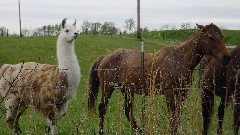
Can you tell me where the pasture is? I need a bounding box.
[0,34,237,134]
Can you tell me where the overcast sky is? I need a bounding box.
[1,0,240,34]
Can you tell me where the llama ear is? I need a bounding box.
[73,19,77,26]
[196,23,206,32]
[62,18,67,28]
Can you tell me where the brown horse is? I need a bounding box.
[227,46,240,135]
[199,55,228,135]
[199,46,240,135]
[88,23,230,134]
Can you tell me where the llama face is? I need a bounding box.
[61,18,78,42]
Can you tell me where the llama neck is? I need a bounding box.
[57,37,80,98]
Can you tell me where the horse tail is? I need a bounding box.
[88,56,104,113]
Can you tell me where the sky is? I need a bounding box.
[0,0,240,34]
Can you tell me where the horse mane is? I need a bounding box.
[206,23,224,37]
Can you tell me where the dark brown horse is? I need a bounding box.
[89,24,230,134]
[199,55,227,135]
[199,46,240,135]
[227,46,240,135]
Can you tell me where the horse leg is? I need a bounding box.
[233,91,240,135]
[165,90,177,135]
[5,94,26,135]
[201,88,214,135]
[217,95,227,135]
[98,86,114,135]
[175,89,187,134]
[123,89,140,133]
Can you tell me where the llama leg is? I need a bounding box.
[123,89,140,133]
[165,90,177,135]
[46,117,57,135]
[49,102,69,133]
[42,103,57,135]
[201,89,214,135]
[98,87,114,134]
[57,102,69,120]
[5,94,26,135]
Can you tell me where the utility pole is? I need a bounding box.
[18,0,22,37]
[137,0,141,39]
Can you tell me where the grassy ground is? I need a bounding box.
[0,35,236,134]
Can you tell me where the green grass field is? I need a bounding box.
[0,35,237,134]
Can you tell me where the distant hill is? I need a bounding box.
[129,29,240,45]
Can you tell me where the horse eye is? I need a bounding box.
[65,30,69,32]
[209,36,214,40]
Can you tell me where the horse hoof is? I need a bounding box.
[45,126,50,133]
[98,128,104,135]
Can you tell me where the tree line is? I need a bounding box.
[0,19,201,37]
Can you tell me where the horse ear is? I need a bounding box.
[73,19,77,26]
[196,23,206,32]
[62,18,67,28]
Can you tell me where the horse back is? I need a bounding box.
[98,48,154,91]
[226,46,240,91]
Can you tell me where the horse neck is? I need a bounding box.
[57,37,80,98]
[178,36,203,70]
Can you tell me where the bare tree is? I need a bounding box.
[32,27,43,36]
[171,25,177,30]
[160,24,170,30]
[141,26,149,32]
[81,21,91,34]
[0,27,7,36]
[124,18,135,33]
[180,23,191,29]
[22,29,30,36]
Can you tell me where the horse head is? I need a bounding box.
[196,23,230,64]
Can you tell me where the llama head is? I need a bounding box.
[60,18,78,42]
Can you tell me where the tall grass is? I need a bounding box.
[0,35,236,134]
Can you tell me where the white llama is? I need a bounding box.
[0,18,80,135]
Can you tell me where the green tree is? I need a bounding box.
[101,21,118,35]
[42,25,47,36]
[54,24,61,35]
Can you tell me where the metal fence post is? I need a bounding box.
[140,42,145,132]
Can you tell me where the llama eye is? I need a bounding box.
[65,30,69,32]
